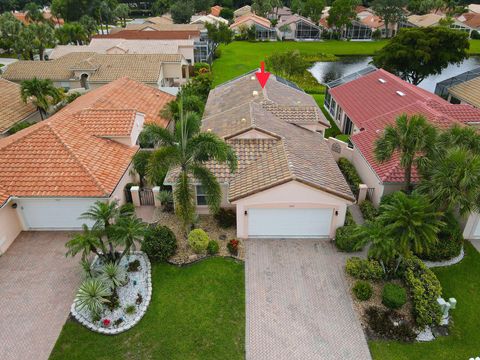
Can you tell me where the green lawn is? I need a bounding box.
[369,241,480,360]
[49,257,245,360]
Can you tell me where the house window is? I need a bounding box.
[196,185,207,205]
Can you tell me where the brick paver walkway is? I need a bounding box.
[245,239,372,360]
[0,232,81,360]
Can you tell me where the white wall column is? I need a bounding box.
[152,186,161,208]
[130,186,141,207]
[357,184,368,204]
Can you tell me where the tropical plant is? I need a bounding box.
[374,114,437,192]
[20,78,63,120]
[0,12,23,54]
[113,216,147,260]
[278,24,292,40]
[80,258,97,279]
[188,229,210,253]
[66,224,105,260]
[146,101,237,228]
[132,150,151,188]
[115,3,130,27]
[141,225,177,262]
[29,22,56,60]
[75,278,111,317]
[24,2,44,23]
[371,0,407,38]
[55,22,88,45]
[79,15,98,40]
[99,262,127,289]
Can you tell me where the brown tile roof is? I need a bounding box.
[459,12,480,28]
[0,77,175,207]
[2,53,183,83]
[0,79,38,133]
[230,13,271,29]
[144,15,174,25]
[449,76,480,108]
[93,30,200,40]
[180,72,354,202]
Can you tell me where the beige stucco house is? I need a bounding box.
[165,72,355,239]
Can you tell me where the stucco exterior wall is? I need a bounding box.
[110,163,136,205]
[462,212,480,239]
[351,146,384,206]
[325,137,354,162]
[178,46,195,64]
[0,200,23,254]
[193,183,234,214]
[163,62,184,80]
[233,180,352,239]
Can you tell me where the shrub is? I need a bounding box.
[416,212,463,261]
[382,283,407,309]
[194,62,210,75]
[141,225,177,262]
[214,47,222,59]
[99,262,127,289]
[337,157,362,196]
[188,229,210,253]
[125,304,136,315]
[344,209,355,226]
[127,259,140,272]
[227,239,239,255]
[8,121,34,134]
[158,190,174,212]
[214,208,236,228]
[372,29,382,40]
[471,30,480,39]
[335,225,363,252]
[207,240,219,255]
[359,200,378,221]
[75,279,111,317]
[403,256,442,327]
[366,306,416,342]
[353,280,373,301]
[346,257,383,280]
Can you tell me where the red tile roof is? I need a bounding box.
[211,5,222,17]
[73,109,137,136]
[93,30,200,40]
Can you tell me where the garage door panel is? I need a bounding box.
[248,208,333,238]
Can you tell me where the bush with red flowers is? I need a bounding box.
[227,239,239,256]
[102,319,111,327]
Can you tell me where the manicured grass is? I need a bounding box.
[311,94,341,138]
[369,241,480,360]
[49,257,245,360]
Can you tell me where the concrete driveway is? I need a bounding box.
[0,232,81,360]
[245,239,372,360]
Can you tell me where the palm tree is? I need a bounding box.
[146,104,237,228]
[113,216,147,260]
[378,192,444,255]
[29,22,56,60]
[20,78,63,120]
[66,224,105,260]
[115,3,130,27]
[24,2,44,23]
[437,124,480,154]
[374,114,437,192]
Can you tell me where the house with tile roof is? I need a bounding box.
[2,52,189,92]
[276,14,322,40]
[230,13,276,40]
[190,14,228,26]
[0,77,174,254]
[164,72,354,239]
[447,76,480,109]
[324,68,480,239]
[234,5,252,19]
[0,79,41,136]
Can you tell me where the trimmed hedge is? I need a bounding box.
[359,200,378,221]
[188,229,210,254]
[337,157,362,196]
[335,225,363,252]
[403,256,442,327]
[207,240,219,255]
[141,225,177,262]
[353,280,373,301]
[346,257,383,280]
[382,283,407,309]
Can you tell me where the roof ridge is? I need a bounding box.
[47,121,109,195]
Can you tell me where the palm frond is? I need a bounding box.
[191,164,222,214]
[188,132,238,172]
[139,123,176,148]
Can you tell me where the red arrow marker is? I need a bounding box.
[255,61,270,89]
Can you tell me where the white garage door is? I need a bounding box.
[19,198,97,230]
[248,208,333,238]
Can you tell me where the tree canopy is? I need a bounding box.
[170,0,194,23]
[327,0,359,29]
[371,0,407,38]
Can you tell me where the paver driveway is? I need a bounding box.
[0,232,81,360]
[246,239,372,360]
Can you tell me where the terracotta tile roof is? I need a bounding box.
[0,78,172,206]
[211,5,222,17]
[231,13,271,29]
[56,77,174,128]
[448,77,480,109]
[278,14,318,27]
[2,53,183,84]
[407,13,443,27]
[12,11,64,25]
[0,79,38,133]
[144,15,173,24]
[360,15,384,29]
[180,72,354,202]
[122,23,203,31]
[93,30,200,40]
[458,12,480,28]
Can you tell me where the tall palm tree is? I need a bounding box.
[114,217,147,260]
[20,78,63,120]
[146,105,237,228]
[29,22,56,60]
[437,124,480,154]
[378,192,444,255]
[374,114,437,192]
[65,224,105,260]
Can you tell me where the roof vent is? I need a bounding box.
[250,76,256,80]
[207,128,212,132]
[396,91,406,97]
[378,78,386,84]
[252,90,259,96]
[241,118,246,122]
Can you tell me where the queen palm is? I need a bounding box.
[20,78,63,120]
[66,224,105,261]
[374,114,437,192]
[113,216,147,260]
[146,105,237,228]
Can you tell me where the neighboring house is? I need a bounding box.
[2,52,189,91]
[447,77,480,108]
[276,15,322,40]
[468,4,480,14]
[211,5,222,17]
[360,14,398,37]
[434,67,480,99]
[49,38,195,65]
[457,12,480,32]
[190,14,229,26]
[268,6,292,21]
[324,68,480,240]
[94,24,214,63]
[0,77,174,254]
[12,10,64,27]
[143,14,173,25]
[230,13,276,40]
[164,71,354,239]
[234,5,252,19]
[400,13,473,35]
[0,79,41,137]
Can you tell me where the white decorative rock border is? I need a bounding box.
[70,251,152,335]
[424,246,464,268]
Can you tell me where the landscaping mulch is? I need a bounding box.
[152,209,245,264]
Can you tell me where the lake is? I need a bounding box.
[309,56,480,93]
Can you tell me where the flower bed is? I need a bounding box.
[71,252,152,335]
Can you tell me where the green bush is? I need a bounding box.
[471,30,480,40]
[382,283,407,309]
[214,208,236,228]
[360,200,378,221]
[344,209,355,226]
[403,256,442,327]
[194,62,210,75]
[416,212,463,261]
[346,257,383,280]
[207,240,219,255]
[337,157,362,196]
[372,29,382,40]
[141,225,177,262]
[188,229,210,253]
[335,225,363,252]
[353,280,373,301]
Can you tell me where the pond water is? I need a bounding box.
[309,56,480,93]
